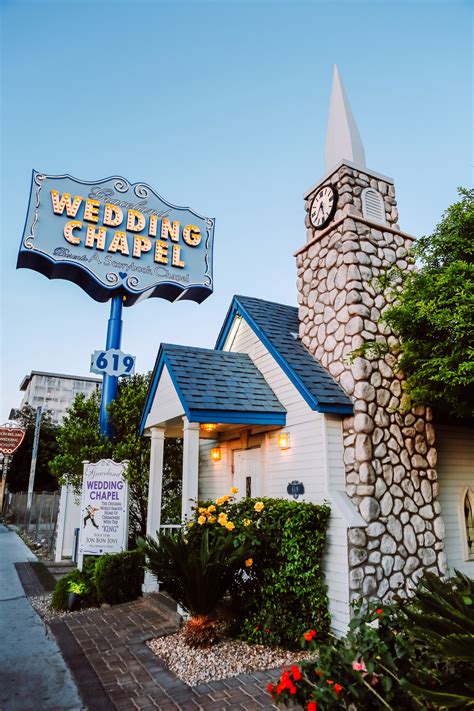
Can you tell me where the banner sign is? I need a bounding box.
[90,349,136,377]
[18,171,215,306]
[79,459,129,556]
[0,424,26,455]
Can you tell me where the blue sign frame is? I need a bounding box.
[18,171,215,306]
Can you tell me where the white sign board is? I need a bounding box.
[79,459,128,556]
[90,348,136,377]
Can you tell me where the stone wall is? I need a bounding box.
[296,163,446,601]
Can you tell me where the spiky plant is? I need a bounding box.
[138,527,251,647]
[400,571,474,708]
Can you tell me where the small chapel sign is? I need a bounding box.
[79,459,129,556]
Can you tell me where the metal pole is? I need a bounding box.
[99,295,124,438]
[35,491,45,541]
[27,406,43,510]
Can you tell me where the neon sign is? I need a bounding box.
[18,171,215,305]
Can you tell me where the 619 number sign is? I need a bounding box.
[90,349,136,378]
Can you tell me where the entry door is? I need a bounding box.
[234,448,261,500]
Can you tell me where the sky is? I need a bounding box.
[1,0,472,422]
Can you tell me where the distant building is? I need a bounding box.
[18,371,101,424]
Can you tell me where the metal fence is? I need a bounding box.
[4,491,60,554]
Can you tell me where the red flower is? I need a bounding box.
[266,628,271,633]
[327,679,334,685]
[291,665,302,681]
[290,685,297,695]
[376,608,383,615]
[307,703,317,711]
[334,683,343,695]
[267,682,274,695]
[255,625,260,630]
[304,629,317,641]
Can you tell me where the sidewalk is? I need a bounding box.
[0,524,85,711]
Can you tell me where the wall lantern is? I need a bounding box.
[277,431,290,450]
[201,423,217,433]
[210,446,222,462]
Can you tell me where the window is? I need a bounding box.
[463,488,474,560]
[361,187,386,225]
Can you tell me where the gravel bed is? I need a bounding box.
[29,593,96,623]
[147,630,314,687]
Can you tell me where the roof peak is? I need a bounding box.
[325,65,366,172]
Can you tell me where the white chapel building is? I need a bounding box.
[140,67,474,634]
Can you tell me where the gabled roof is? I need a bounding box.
[215,295,353,415]
[140,343,286,433]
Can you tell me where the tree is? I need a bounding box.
[381,188,474,418]
[7,405,60,492]
[49,374,182,539]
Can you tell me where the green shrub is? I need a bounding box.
[51,570,92,611]
[186,493,331,648]
[94,550,144,605]
[269,572,474,709]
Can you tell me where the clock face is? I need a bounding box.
[310,185,337,230]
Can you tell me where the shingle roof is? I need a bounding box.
[216,295,353,414]
[162,343,286,417]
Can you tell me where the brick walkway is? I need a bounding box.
[48,594,280,710]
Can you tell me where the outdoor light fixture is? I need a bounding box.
[201,423,217,433]
[277,432,290,450]
[211,446,221,462]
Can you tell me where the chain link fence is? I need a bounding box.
[3,491,60,555]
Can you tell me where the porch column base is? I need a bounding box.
[142,426,165,595]
[143,571,160,593]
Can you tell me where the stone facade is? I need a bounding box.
[296,162,446,602]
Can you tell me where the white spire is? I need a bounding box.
[325,65,366,172]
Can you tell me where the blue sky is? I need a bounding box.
[1,0,472,422]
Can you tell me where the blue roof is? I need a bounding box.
[140,343,286,432]
[215,295,353,415]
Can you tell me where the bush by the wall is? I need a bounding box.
[230,498,331,648]
[94,550,144,605]
[187,494,331,648]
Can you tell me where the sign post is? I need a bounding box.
[27,406,42,510]
[0,422,26,510]
[18,172,215,436]
[78,459,129,570]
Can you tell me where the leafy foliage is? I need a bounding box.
[185,494,331,649]
[49,374,182,539]
[378,188,474,417]
[8,405,60,492]
[94,550,145,605]
[269,572,474,710]
[139,526,251,618]
[51,569,97,610]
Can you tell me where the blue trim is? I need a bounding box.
[139,347,166,435]
[188,410,286,425]
[216,296,353,416]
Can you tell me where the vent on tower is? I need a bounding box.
[362,188,386,225]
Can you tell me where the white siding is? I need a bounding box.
[144,365,184,430]
[197,317,353,634]
[437,425,474,577]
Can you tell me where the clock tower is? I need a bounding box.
[296,66,446,602]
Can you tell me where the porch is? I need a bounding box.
[140,343,287,592]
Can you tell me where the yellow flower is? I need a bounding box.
[245,558,253,567]
[216,497,224,506]
[222,494,230,502]
[207,505,216,513]
[226,522,235,531]
[230,486,239,494]
[254,502,264,512]
[188,522,194,528]
[243,519,251,527]
[197,515,206,525]
[198,507,206,513]
[208,516,216,523]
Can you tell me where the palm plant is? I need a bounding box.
[138,527,252,647]
[400,571,474,708]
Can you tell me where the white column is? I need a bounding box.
[54,484,69,562]
[181,418,200,521]
[143,427,165,593]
